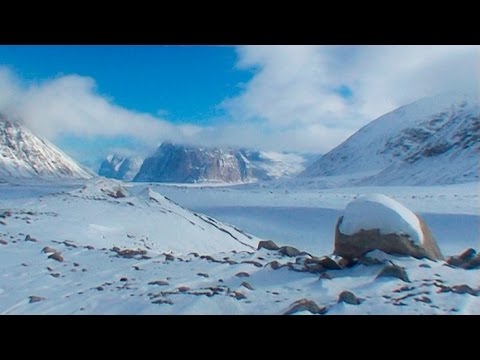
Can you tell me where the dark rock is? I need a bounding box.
[230,291,246,300]
[438,284,479,296]
[319,272,332,280]
[257,240,280,251]
[284,299,328,315]
[164,253,175,261]
[0,221,6,226]
[376,263,410,282]
[152,298,173,305]
[29,296,46,303]
[446,248,479,269]
[178,286,190,292]
[96,286,104,291]
[85,245,95,250]
[120,277,128,282]
[25,234,37,242]
[459,248,477,261]
[465,254,480,270]
[112,247,147,258]
[0,239,7,245]
[419,263,431,268]
[317,256,341,270]
[235,272,250,278]
[48,253,64,262]
[197,272,209,278]
[414,296,432,304]
[50,273,61,278]
[334,214,443,261]
[266,261,283,270]
[42,246,57,254]
[241,281,254,290]
[279,246,301,257]
[241,260,263,268]
[148,280,169,286]
[338,290,362,305]
[73,263,80,267]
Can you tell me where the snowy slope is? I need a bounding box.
[300,92,479,186]
[99,154,144,181]
[133,142,312,184]
[0,115,92,180]
[0,178,257,254]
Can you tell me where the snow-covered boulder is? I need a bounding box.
[334,194,443,261]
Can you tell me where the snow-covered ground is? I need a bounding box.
[0,179,478,314]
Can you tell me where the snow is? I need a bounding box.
[338,194,424,244]
[300,92,479,186]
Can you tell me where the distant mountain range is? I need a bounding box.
[299,92,479,186]
[100,142,317,183]
[0,114,92,180]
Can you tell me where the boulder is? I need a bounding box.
[338,290,362,305]
[334,194,442,261]
[279,246,301,257]
[283,299,328,315]
[376,263,410,282]
[257,240,280,251]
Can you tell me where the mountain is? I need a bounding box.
[99,154,144,181]
[132,142,311,183]
[299,92,479,186]
[0,114,92,180]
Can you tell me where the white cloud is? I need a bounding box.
[1,45,478,162]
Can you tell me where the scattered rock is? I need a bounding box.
[279,246,301,257]
[164,253,175,261]
[120,277,128,282]
[48,253,64,262]
[241,281,254,290]
[419,263,431,268]
[197,272,209,278]
[241,260,263,268]
[230,291,246,300]
[25,234,37,242]
[376,263,410,282]
[414,296,432,304]
[29,296,46,303]
[235,272,250,278]
[266,261,282,270]
[112,247,147,258]
[284,299,328,315]
[438,284,479,296]
[338,290,363,305]
[148,280,169,286]
[42,246,57,254]
[0,239,7,245]
[257,240,280,251]
[152,298,174,305]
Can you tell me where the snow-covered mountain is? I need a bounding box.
[0,114,92,180]
[132,142,311,183]
[99,154,144,181]
[300,92,479,186]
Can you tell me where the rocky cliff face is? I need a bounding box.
[131,143,312,184]
[300,92,479,186]
[99,155,144,181]
[0,114,92,180]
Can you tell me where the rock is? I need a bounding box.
[235,272,250,278]
[120,277,128,282]
[338,290,362,305]
[152,298,173,305]
[241,260,263,268]
[96,286,104,291]
[0,221,6,226]
[148,280,169,286]
[465,254,480,270]
[446,248,479,269]
[0,239,7,245]
[257,240,280,251]
[197,272,209,278]
[334,196,443,261]
[25,234,37,242]
[376,263,410,282]
[267,261,282,270]
[230,291,246,300]
[419,263,431,268]
[178,286,190,292]
[319,272,332,280]
[112,247,147,258]
[241,281,254,290]
[317,256,341,270]
[48,253,64,262]
[50,273,61,278]
[29,296,46,303]
[438,284,479,296]
[164,253,175,261]
[414,296,432,304]
[279,246,301,257]
[42,246,57,254]
[459,248,477,261]
[284,299,328,315]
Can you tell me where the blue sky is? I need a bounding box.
[0,45,477,168]
[0,45,252,124]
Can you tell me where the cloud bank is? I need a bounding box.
[0,45,478,163]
